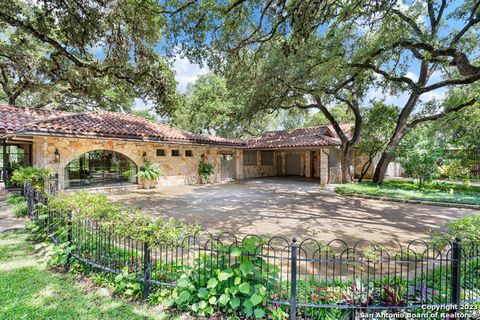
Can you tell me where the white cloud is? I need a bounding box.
[171,56,209,92]
[405,71,418,82]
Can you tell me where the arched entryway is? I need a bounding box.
[64,150,137,188]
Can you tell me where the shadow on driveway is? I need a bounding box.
[109,177,476,245]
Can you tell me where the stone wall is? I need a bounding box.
[242,150,276,179]
[32,136,239,189]
[354,151,374,179]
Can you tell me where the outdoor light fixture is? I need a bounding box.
[142,151,148,162]
[54,149,60,163]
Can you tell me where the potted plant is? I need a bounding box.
[198,161,214,184]
[136,162,161,189]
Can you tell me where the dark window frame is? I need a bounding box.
[156,149,165,157]
[185,150,193,157]
[171,150,180,157]
[243,151,257,166]
[261,151,274,165]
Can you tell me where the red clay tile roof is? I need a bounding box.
[0,105,347,148]
[0,105,71,134]
[246,126,342,149]
[0,105,242,146]
[23,111,243,145]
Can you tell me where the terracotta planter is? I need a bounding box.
[140,179,152,189]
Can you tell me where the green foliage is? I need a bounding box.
[396,126,443,188]
[439,162,472,181]
[356,103,399,180]
[335,180,480,205]
[432,214,480,246]
[0,0,178,111]
[46,191,199,246]
[136,162,162,181]
[305,104,355,127]
[171,237,288,319]
[10,166,53,192]
[198,161,214,182]
[6,194,27,217]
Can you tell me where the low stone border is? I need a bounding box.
[338,193,480,210]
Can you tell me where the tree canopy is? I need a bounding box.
[0,0,178,111]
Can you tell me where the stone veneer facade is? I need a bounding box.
[30,136,346,190]
[32,136,241,189]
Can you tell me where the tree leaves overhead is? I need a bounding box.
[0,0,177,111]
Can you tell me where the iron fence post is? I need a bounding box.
[143,242,151,300]
[66,212,73,269]
[290,238,298,320]
[451,237,462,318]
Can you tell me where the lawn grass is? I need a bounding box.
[335,180,480,205]
[0,230,186,320]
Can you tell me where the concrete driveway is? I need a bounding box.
[110,178,477,245]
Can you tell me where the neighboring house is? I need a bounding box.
[0,105,391,190]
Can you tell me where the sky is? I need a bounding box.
[133,56,209,111]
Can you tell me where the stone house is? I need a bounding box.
[0,105,384,190]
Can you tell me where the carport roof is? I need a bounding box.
[245,126,343,149]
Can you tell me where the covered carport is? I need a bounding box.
[241,126,344,184]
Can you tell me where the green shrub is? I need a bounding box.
[10,166,53,192]
[439,161,471,180]
[136,162,161,181]
[171,237,288,319]
[198,161,214,183]
[6,194,28,217]
[431,214,480,247]
[46,191,199,246]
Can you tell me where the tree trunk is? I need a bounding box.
[358,155,374,183]
[8,95,16,106]
[339,144,353,183]
[373,94,421,183]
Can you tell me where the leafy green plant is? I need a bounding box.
[198,161,214,183]
[137,162,161,181]
[6,194,28,217]
[10,166,53,192]
[136,162,161,189]
[46,191,199,246]
[171,237,288,319]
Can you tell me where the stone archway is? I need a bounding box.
[63,149,138,189]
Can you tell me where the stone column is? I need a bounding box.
[305,151,311,178]
[320,148,329,184]
[235,149,243,180]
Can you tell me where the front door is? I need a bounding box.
[286,154,301,176]
[220,154,235,181]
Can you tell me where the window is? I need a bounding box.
[243,151,257,166]
[156,149,165,157]
[171,150,180,157]
[64,150,137,188]
[185,150,193,157]
[261,151,274,165]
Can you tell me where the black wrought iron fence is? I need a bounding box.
[24,183,480,319]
